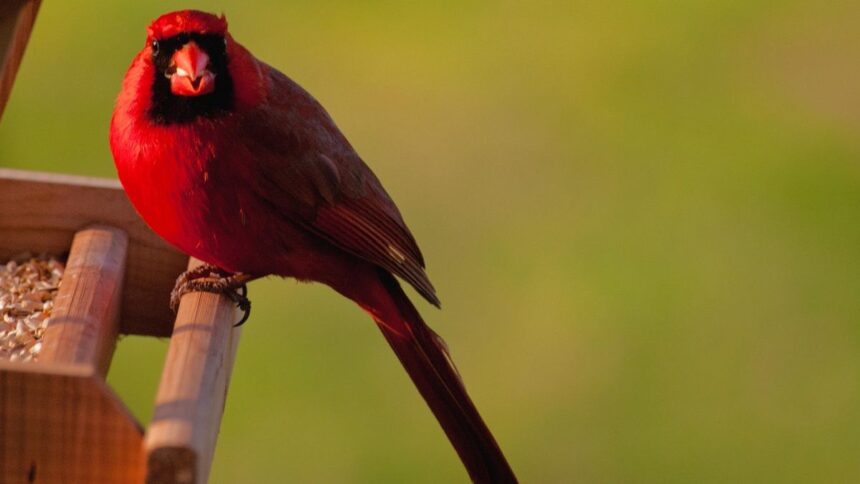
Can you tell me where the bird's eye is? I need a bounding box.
[151,40,160,55]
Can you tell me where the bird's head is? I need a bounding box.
[147,10,228,97]
[139,10,263,124]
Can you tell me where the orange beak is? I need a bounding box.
[169,41,215,96]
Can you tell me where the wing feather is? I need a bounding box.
[314,200,440,307]
[244,66,440,306]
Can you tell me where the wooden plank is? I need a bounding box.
[0,361,145,483]
[0,168,189,337]
[39,225,128,377]
[145,259,242,484]
[0,0,40,120]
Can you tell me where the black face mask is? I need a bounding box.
[148,33,234,125]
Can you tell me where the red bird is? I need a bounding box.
[110,10,516,483]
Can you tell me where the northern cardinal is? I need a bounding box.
[110,10,516,482]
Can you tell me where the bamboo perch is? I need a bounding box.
[145,258,243,484]
[40,225,128,376]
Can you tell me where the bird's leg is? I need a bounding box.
[170,263,229,310]
[170,265,254,326]
[172,263,225,290]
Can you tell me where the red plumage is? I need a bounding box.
[110,10,515,482]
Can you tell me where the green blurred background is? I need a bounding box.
[2,1,859,482]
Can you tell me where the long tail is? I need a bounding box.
[347,268,517,483]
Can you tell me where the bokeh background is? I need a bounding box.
[2,1,859,482]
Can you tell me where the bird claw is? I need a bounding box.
[227,284,252,327]
[170,265,252,326]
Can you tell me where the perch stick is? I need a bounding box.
[145,258,242,484]
[39,224,128,377]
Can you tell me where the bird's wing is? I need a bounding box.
[242,67,440,307]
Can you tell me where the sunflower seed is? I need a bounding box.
[0,255,64,361]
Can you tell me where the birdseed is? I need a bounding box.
[0,253,64,362]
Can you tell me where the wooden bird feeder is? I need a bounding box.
[1,2,243,482]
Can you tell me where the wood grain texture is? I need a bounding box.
[0,0,40,120]
[144,258,242,484]
[0,168,188,337]
[39,226,128,377]
[0,361,144,483]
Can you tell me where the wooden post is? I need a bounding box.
[145,258,242,484]
[40,225,128,376]
[0,0,40,119]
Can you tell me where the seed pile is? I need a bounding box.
[0,254,64,362]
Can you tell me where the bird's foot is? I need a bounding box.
[170,264,253,326]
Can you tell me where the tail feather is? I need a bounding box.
[361,270,517,483]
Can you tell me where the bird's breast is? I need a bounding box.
[113,120,291,275]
